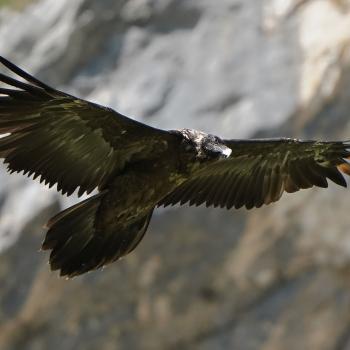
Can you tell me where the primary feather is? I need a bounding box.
[0,56,171,196]
[160,138,350,209]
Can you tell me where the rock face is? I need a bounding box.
[1,0,350,349]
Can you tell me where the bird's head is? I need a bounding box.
[201,133,232,159]
[173,128,232,161]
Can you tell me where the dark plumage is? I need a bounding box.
[1,56,350,277]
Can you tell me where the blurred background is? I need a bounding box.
[1,0,350,349]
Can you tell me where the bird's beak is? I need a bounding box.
[221,146,232,158]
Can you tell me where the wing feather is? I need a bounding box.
[159,138,350,210]
[0,56,173,196]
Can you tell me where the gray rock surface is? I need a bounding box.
[1,0,350,349]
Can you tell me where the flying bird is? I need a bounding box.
[0,56,350,277]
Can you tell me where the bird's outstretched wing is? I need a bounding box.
[159,138,350,209]
[0,56,173,196]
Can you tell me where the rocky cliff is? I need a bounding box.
[1,0,350,349]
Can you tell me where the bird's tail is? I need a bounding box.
[42,192,153,277]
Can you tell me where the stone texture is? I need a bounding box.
[1,0,350,349]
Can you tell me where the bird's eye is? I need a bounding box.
[208,149,223,157]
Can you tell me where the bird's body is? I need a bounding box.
[97,156,183,238]
[1,56,350,277]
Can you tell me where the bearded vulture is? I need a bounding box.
[0,56,349,277]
